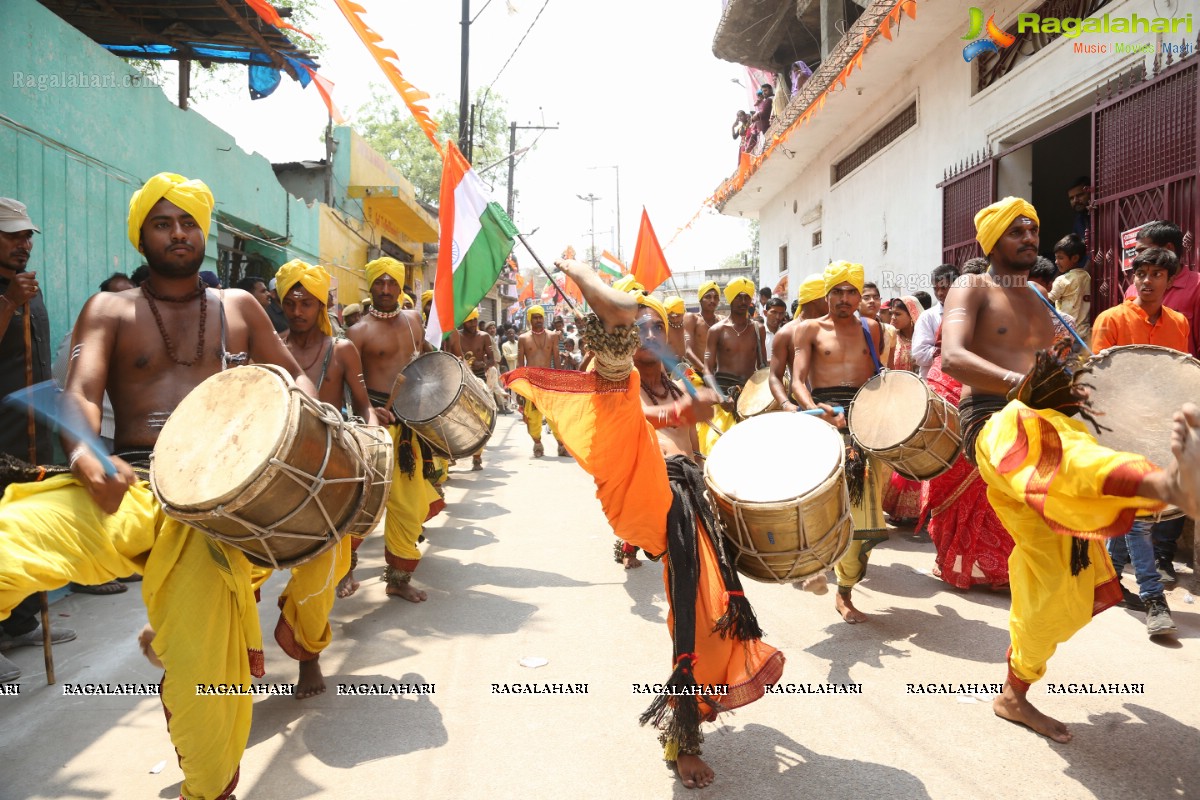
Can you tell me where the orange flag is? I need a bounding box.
[630,208,672,293]
[301,66,345,124]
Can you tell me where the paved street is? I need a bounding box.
[3,413,1199,800]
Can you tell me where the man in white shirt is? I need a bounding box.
[911,263,960,377]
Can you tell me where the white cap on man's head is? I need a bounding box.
[268,278,277,291]
[0,198,40,234]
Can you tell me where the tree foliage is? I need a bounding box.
[354,88,510,206]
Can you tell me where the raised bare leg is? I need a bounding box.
[993,679,1071,743]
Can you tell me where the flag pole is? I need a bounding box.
[516,234,576,312]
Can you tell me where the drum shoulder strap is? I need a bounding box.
[860,318,883,375]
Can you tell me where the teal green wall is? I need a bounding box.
[0,0,320,346]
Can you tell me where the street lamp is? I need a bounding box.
[587,165,622,262]
[576,193,601,267]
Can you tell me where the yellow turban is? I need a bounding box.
[127,172,214,251]
[275,259,332,336]
[697,280,720,303]
[526,304,545,322]
[798,273,826,306]
[974,196,1039,255]
[365,256,405,289]
[724,276,754,305]
[613,274,645,293]
[663,295,685,315]
[633,291,669,329]
[464,308,480,323]
[421,290,434,306]
[823,260,865,294]
[402,293,414,308]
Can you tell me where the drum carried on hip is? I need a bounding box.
[151,364,392,569]
[392,350,497,459]
[736,367,780,419]
[848,370,961,481]
[1078,344,1200,520]
[705,413,853,583]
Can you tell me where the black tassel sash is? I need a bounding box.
[368,389,435,480]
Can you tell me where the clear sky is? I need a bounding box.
[184,0,757,276]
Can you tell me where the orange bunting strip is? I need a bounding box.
[302,66,346,124]
[244,0,314,40]
[332,0,441,154]
[705,0,920,209]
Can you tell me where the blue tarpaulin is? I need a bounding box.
[103,43,315,99]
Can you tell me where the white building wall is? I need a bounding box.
[753,0,1164,304]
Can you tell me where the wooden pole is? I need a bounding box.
[23,303,54,684]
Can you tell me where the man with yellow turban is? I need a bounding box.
[0,172,323,799]
[941,196,1200,743]
[663,295,688,363]
[516,304,568,457]
[786,259,890,620]
[348,256,444,603]
[699,275,766,451]
[768,273,833,415]
[249,260,380,695]
[682,280,723,371]
[504,259,783,788]
[456,308,497,470]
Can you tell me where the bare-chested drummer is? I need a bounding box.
[789,261,888,623]
[940,196,1200,743]
[768,273,827,410]
[516,304,565,457]
[0,173,318,800]
[683,280,723,370]
[347,257,442,603]
[276,259,379,605]
[704,276,767,411]
[458,308,495,470]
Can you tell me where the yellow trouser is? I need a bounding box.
[249,536,351,661]
[975,401,1164,687]
[523,401,562,443]
[384,425,441,571]
[0,476,259,800]
[834,447,888,590]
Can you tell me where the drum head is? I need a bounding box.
[736,367,777,418]
[153,365,293,509]
[849,370,929,450]
[706,413,843,503]
[1082,345,1200,470]
[393,351,464,423]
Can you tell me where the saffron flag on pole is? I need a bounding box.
[427,142,520,347]
[598,250,625,279]
[630,208,672,293]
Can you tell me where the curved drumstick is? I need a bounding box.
[3,380,116,475]
[1028,284,1093,356]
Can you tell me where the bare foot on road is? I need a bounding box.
[386,580,428,602]
[835,590,867,623]
[675,754,715,789]
[623,553,642,569]
[336,569,360,599]
[993,682,1072,743]
[295,658,326,699]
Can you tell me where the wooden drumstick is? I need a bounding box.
[383,371,407,415]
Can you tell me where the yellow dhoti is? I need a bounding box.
[384,424,443,575]
[0,476,261,800]
[249,537,351,661]
[975,401,1164,688]
[522,400,562,443]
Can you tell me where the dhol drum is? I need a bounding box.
[849,370,962,481]
[705,413,853,583]
[736,367,781,419]
[1078,344,1200,520]
[152,364,385,569]
[392,350,497,459]
[340,423,394,538]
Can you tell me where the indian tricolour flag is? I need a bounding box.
[598,250,625,279]
[426,142,520,347]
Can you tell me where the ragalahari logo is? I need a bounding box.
[962,8,1017,62]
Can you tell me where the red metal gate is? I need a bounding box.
[938,158,994,267]
[1091,61,1199,314]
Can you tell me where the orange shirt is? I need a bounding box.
[1091,298,1190,353]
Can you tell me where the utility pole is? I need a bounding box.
[577,193,601,267]
[458,0,470,155]
[587,165,622,262]
[506,121,559,219]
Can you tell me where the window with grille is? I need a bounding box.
[833,102,917,184]
[778,244,788,274]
